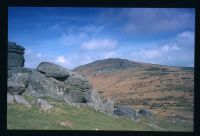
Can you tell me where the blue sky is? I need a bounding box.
[8,7,195,69]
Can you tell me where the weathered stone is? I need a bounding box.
[8,41,25,68]
[7,73,30,95]
[64,89,91,103]
[65,74,92,92]
[8,52,24,59]
[138,108,153,117]
[8,67,32,78]
[13,95,31,107]
[68,89,91,103]
[26,70,68,98]
[8,41,25,50]
[87,90,103,111]
[103,99,115,114]
[37,99,53,111]
[87,90,114,113]
[8,80,25,94]
[37,62,71,79]
[7,93,14,104]
[8,58,25,68]
[113,105,137,118]
[26,70,91,103]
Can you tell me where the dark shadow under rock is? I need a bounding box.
[113,105,137,118]
[138,108,153,117]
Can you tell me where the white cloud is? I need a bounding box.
[161,44,180,52]
[81,39,117,51]
[56,56,66,63]
[56,32,87,47]
[176,31,194,47]
[171,44,180,51]
[24,50,54,69]
[80,25,105,35]
[161,45,169,51]
[177,31,194,39]
[136,43,181,61]
[24,49,32,56]
[130,31,194,67]
[139,49,161,59]
[36,53,42,57]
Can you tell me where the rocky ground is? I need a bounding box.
[7,96,193,131]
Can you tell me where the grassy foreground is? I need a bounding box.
[7,96,193,131]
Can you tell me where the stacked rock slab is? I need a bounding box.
[7,42,115,114]
[25,62,92,103]
[8,41,25,69]
[7,42,32,95]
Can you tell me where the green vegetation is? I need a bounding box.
[142,116,193,132]
[7,96,193,131]
[7,101,153,130]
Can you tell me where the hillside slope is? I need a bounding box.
[73,58,194,122]
[7,96,193,131]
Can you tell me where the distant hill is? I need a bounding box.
[73,58,193,76]
[74,58,142,75]
[73,58,194,121]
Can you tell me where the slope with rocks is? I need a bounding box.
[73,58,194,122]
[8,42,152,125]
[7,96,193,131]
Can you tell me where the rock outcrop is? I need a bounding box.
[87,90,114,114]
[25,62,92,103]
[8,73,30,95]
[7,93,14,104]
[7,93,31,108]
[138,108,153,117]
[37,62,71,79]
[8,42,25,69]
[7,42,153,119]
[113,105,137,119]
[37,99,53,111]
[7,42,114,113]
[113,105,153,120]
[8,67,32,78]
[8,61,114,113]
[13,95,32,107]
